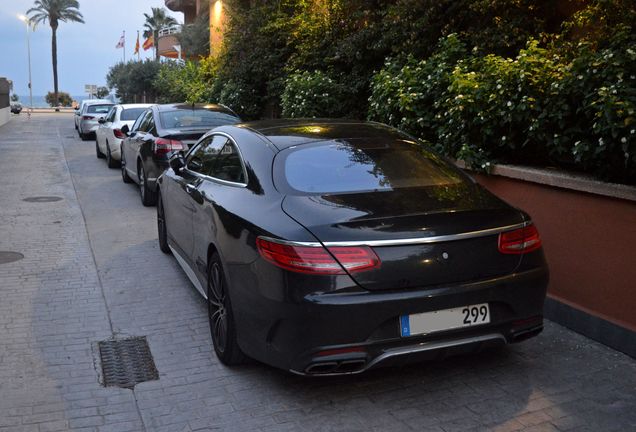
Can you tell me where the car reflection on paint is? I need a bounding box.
[157,119,549,375]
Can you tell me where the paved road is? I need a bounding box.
[1,114,635,432]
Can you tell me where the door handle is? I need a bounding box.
[185,184,196,194]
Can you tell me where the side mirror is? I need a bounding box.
[98,118,106,124]
[169,152,186,174]
[120,124,130,136]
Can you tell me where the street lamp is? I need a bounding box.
[17,14,33,113]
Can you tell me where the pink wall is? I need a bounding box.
[474,174,636,332]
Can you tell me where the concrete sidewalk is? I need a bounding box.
[0,114,635,432]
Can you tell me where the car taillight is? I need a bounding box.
[498,224,542,254]
[113,128,126,139]
[82,115,95,120]
[153,138,184,156]
[256,237,380,275]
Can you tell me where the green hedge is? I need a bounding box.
[368,30,636,184]
[281,70,350,118]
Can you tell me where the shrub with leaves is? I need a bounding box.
[281,70,350,118]
[218,80,262,120]
[368,27,636,183]
[45,91,72,107]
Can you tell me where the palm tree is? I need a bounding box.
[143,7,178,61]
[27,0,84,108]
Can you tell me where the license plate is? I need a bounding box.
[400,303,490,337]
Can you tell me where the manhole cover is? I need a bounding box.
[22,196,63,203]
[98,337,158,389]
[0,252,24,264]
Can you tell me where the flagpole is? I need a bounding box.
[137,31,141,61]
[123,31,126,63]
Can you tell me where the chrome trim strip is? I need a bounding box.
[289,333,507,377]
[184,168,248,188]
[365,333,506,371]
[258,236,322,248]
[169,245,207,299]
[261,222,529,248]
[183,131,249,188]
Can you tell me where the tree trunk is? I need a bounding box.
[51,22,59,108]
[155,30,160,61]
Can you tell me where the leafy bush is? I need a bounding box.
[45,91,72,107]
[155,60,216,105]
[281,70,350,118]
[368,35,471,156]
[218,80,261,120]
[106,60,161,103]
[369,27,636,183]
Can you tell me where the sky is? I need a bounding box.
[0,0,181,97]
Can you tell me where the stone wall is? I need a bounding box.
[0,77,11,127]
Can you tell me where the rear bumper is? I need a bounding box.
[80,121,99,134]
[231,265,548,375]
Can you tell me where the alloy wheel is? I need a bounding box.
[157,194,171,254]
[208,262,228,354]
[139,165,146,200]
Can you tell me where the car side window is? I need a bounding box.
[130,111,148,132]
[106,107,117,123]
[187,135,226,175]
[146,115,157,136]
[137,111,153,133]
[209,141,246,184]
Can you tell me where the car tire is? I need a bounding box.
[121,148,133,184]
[207,253,246,366]
[96,141,105,159]
[157,193,171,255]
[106,143,118,169]
[139,163,157,206]
[80,132,89,141]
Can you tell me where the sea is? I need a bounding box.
[16,95,112,108]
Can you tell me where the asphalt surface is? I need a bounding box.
[0,113,635,432]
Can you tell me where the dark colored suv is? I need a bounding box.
[120,103,241,206]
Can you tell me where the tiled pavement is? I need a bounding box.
[0,114,635,432]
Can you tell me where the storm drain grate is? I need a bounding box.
[0,251,24,265]
[22,196,63,203]
[98,337,158,389]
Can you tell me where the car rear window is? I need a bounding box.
[87,104,113,114]
[159,109,239,129]
[278,139,463,194]
[121,108,147,121]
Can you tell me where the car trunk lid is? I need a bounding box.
[281,185,525,291]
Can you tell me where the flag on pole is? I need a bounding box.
[142,35,154,51]
[134,32,140,55]
[115,32,125,49]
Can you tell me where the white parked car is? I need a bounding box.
[95,104,154,168]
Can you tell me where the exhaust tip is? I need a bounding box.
[304,359,367,375]
[305,362,338,375]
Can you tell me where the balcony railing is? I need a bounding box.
[158,25,181,38]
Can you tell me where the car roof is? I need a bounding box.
[118,103,154,109]
[154,103,237,116]
[81,99,113,106]
[236,119,407,150]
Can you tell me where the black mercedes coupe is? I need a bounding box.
[157,120,548,375]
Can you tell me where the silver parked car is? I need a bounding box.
[95,103,153,168]
[76,99,114,140]
[75,99,110,130]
